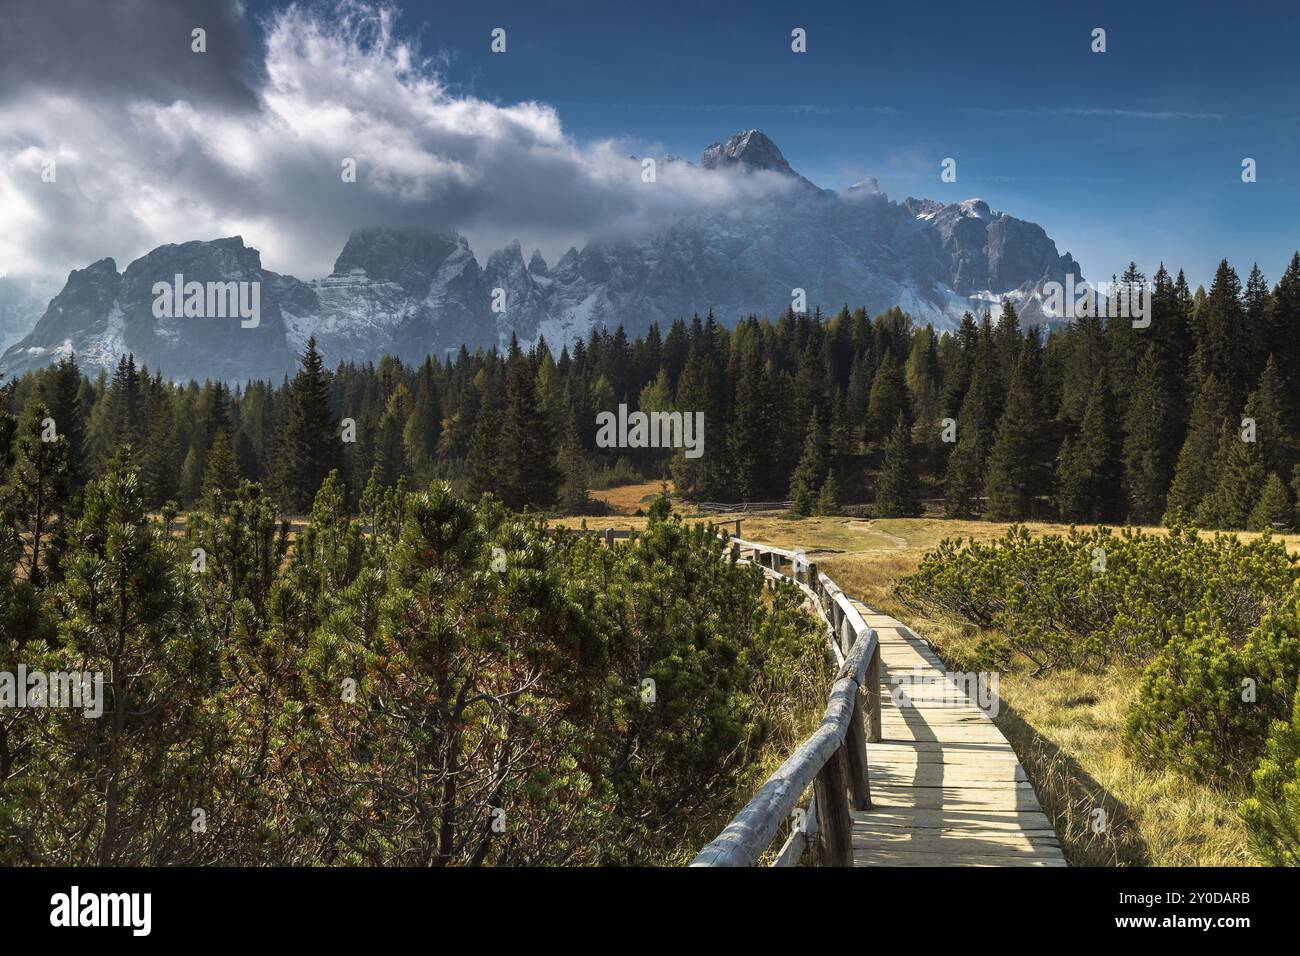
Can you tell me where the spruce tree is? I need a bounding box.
[375,384,411,489]
[1247,473,1293,532]
[180,445,203,506]
[9,401,69,587]
[498,353,560,510]
[41,355,86,491]
[404,358,442,477]
[466,396,501,499]
[201,431,240,505]
[877,414,921,518]
[865,351,909,443]
[557,408,591,514]
[1122,345,1174,524]
[1192,260,1249,403]
[139,404,180,508]
[1055,374,1121,522]
[816,469,841,517]
[788,413,826,517]
[276,338,338,513]
[943,323,1002,518]
[984,331,1047,521]
[1268,252,1300,396]
[1197,413,1268,530]
[1166,374,1232,520]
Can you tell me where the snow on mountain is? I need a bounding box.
[0,129,1083,382]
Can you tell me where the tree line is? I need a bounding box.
[3,253,1299,530]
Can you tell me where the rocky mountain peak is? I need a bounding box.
[700,129,794,176]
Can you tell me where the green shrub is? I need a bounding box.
[896,523,1297,673]
[1124,606,1268,781]
[1125,589,1300,782]
[1242,689,1300,866]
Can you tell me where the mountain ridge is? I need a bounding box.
[1,130,1083,382]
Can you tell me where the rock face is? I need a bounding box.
[1,130,1083,382]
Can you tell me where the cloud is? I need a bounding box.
[0,0,261,110]
[0,0,796,282]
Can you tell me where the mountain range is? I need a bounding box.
[0,130,1083,382]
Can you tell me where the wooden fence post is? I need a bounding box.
[844,691,872,811]
[813,747,854,867]
[603,528,614,548]
[866,651,882,744]
[733,518,742,539]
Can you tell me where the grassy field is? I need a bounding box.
[558,483,1300,866]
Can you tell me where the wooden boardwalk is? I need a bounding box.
[849,601,1066,867]
[693,538,1064,868]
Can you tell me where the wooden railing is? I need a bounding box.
[691,537,882,867]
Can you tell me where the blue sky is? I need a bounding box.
[236,0,1298,288]
[4,0,1296,289]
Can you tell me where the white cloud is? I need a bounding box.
[0,0,794,282]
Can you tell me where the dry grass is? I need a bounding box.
[552,499,1276,867]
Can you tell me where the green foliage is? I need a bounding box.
[276,337,338,513]
[1124,606,1269,782]
[0,464,820,865]
[897,523,1297,673]
[876,414,921,518]
[1242,688,1300,866]
[788,412,826,517]
[1249,473,1294,532]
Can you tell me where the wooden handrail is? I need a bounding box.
[692,539,882,868]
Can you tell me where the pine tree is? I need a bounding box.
[1268,252,1300,397]
[1250,356,1296,481]
[41,355,86,491]
[727,349,767,500]
[865,351,909,443]
[404,358,442,477]
[1247,473,1293,532]
[1122,345,1175,524]
[984,331,1047,520]
[201,431,240,505]
[876,414,921,518]
[557,408,590,514]
[45,456,211,864]
[1055,374,1121,522]
[9,401,69,587]
[375,384,411,489]
[1166,374,1232,520]
[816,469,840,516]
[466,395,501,499]
[788,413,826,517]
[140,404,180,508]
[498,353,560,510]
[943,323,1002,518]
[1197,417,1267,530]
[1192,260,1249,403]
[276,338,338,513]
